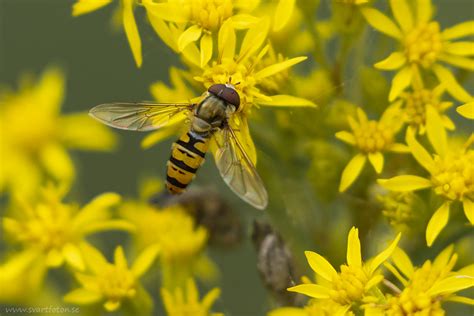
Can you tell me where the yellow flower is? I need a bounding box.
[144,20,315,165]
[72,0,143,67]
[378,191,426,234]
[457,101,474,119]
[3,185,133,271]
[399,84,454,134]
[161,278,222,316]
[336,106,408,192]
[268,299,351,316]
[64,244,160,312]
[381,246,474,315]
[287,227,401,311]
[0,250,47,304]
[143,0,259,67]
[120,201,216,288]
[378,128,474,246]
[361,0,474,102]
[0,68,116,198]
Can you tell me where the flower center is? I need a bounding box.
[431,150,474,201]
[330,264,369,305]
[189,0,233,31]
[387,290,444,316]
[379,192,419,232]
[99,264,136,301]
[404,22,442,68]
[197,58,258,114]
[353,120,393,153]
[402,89,440,128]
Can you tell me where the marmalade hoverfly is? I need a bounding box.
[89,83,268,209]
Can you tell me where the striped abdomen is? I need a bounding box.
[166,131,210,194]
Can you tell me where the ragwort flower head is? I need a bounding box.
[64,244,160,312]
[2,186,132,271]
[362,0,474,102]
[379,128,474,246]
[0,67,116,198]
[336,106,408,192]
[268,299,352,316]
[382,246,474,315]
[72,0,143,67]
[161,278,222,316]
[378,191,425,234]
[288,227,401,311]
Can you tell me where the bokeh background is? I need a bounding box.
[1,0,473,315]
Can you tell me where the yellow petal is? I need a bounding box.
[273,0,296,32]
[365,274,384,290]
[360,7,402,39]
[390,0,413,32]
[178,25,202,52]
[141,127,178,149]
[46,249,64,267]
[63,243,85,271]
[388,143,410,153]
[347,227,362,267]
[457,102,474,119]
[64,288,102,304]
[59,113,117,151]
[287,284,330,299]
[255,56,307,80]
[114,246,128,269]
[428,275,474,296]
[202,287,221,309]
[446,295,474,305]
[426,105,447,156]
[200,33,213,67]
[104,300,121,312]
[335,131,356,145]
[144,3,178,51]
[132,244,160,278]
[442,21,474,40]
[80,219,135,235]
[239,18,270,61]
[378,175,432,191]
[39,143,75,184]
[426,202,450,247]
[368,152,384,174]
[231,116,257,166]
[230,14,259,29]
[218,19,236,60]
[257,95,316,107]
[389,66,412,101]
[72,0,112,16]
[73,192,121,230]
[463,199,474,224]
[339,154,367,192]
[268,308,307,316]
[122,0,142,67]
[80,243,108,274]
[391,247,414,278]
[374,52,407,70]
[368,233,401,274]
[433,64,472,102]
[438,53,474,71]
[304,251,337,281]
[416,0,432,24]
[443,42,474,56]
[406,127,434,171]
[141,2,188,23]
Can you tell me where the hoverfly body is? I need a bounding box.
[89,83,268,209]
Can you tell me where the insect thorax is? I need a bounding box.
[192,95,227,134]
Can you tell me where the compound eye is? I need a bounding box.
[221,87,240,109]
[208,84,226,96]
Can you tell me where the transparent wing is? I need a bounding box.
[89,102,194,131]
[214,124,268,210]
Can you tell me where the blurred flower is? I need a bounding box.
[287,227,401,313]
[0,67,117,198]
[120,201,217,288]
[3,185,132,271]
[72,0,143,67]
[398,84,454,134]
[457,101,474,119]
[0,250,47,303]
[361,0,473,102]
[378,128,474,246]
[161,278,222,316]
[336,106,408,192]
[64,244,159,312]
[379,246,474,315]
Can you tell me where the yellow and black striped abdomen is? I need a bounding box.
[166,131,210,194]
